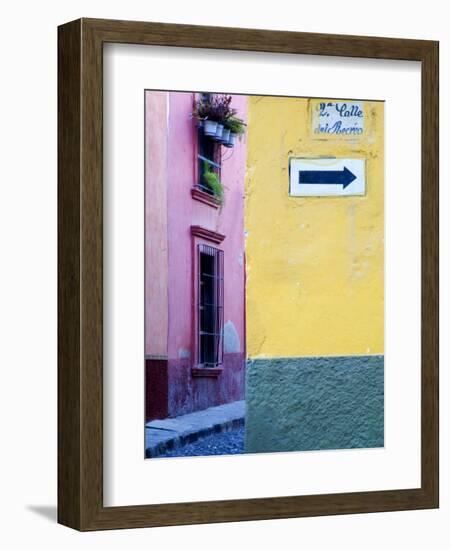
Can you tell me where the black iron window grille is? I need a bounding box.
[198,244,224,367]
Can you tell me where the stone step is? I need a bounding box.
[145,400,246,458]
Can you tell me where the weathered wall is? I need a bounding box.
[145,91,169,358]
[146,91,248,420]
[244,96,384,452]
[245,96,384,358]
[166,92,247,364]
[246,356,384,452]
[165,92,247,417]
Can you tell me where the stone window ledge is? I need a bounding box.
[191,367,223,378]
[191,187,220,208]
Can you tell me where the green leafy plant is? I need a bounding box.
[225,116,246,137]
[202,162,224,205]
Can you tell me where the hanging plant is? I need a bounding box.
[224,116,246,146]
[220,128,231,144]
[192,96,217,135]
[202,161,224,205]
[225,116,246,135]
[214,123,224,140]
[192,94,237,139]
[213,95,235,124]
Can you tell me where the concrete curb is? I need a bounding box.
[145,400,245,458]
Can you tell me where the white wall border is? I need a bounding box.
[103,43,421,507]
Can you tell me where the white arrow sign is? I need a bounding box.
[289,158,366,197]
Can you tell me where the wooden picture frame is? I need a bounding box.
[58,18,439,531]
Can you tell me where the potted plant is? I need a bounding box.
[224,116,246,147]
[214,122,224,140]
[202,162,224,205]
[192,95,244,146]
[220,127,231,145]
[192,96,218,136]
[211,95,235,141]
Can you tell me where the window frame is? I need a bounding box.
[195,92,222,196]
[196,243,224,368]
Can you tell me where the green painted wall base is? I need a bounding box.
[245,355,384,453]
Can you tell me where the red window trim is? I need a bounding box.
[196,244,224,369]
[190,225,225,244]
[191,187,220,209]
[190,232,225,373]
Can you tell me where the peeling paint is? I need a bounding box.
[224,320,241,353]
[178,348,190,359]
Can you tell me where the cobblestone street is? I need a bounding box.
[145,400,245,458]
[160,426,245,458]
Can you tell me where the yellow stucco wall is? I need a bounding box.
[245,97,384,358]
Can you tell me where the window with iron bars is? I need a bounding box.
[198,244,224,367]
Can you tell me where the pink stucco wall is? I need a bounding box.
[166,92,247,361]
[145,90,247,419]
[145,92,168,359]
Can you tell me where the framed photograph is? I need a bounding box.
[58,18,439,530]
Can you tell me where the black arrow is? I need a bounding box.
[299,166,357,189]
